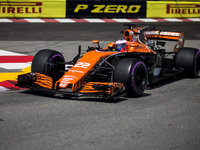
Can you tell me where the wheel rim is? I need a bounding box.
[131,62,147,89]
[132,68,146,87]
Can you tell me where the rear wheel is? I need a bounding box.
[31,49,65,82]
[176,47,200,78]
[113,58,148,97]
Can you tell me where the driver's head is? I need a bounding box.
[115,39,128,52]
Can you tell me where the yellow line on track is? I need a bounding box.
[0,66,31,82]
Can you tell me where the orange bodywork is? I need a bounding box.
[55,41,156,92]
[32,25,185,95]
[79,82,124,97]
[56,33,157,92]
[34,73,53,89]
[55,26,184,92]
[127,41,156,54]
[56,50,118,91]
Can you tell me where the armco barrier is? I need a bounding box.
[66,0,146,18]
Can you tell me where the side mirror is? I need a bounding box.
[92,40,99,44]
[92,40,100,49]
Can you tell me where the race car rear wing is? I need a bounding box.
[143,31,186,52]
[143,30,185,41]
[122,24,186,52]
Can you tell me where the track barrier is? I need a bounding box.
[0,0,199,19]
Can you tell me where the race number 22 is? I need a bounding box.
[74,62,90,69]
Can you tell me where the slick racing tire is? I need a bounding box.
[31,49,65,82]
[176,47,200,78]
[113,58,148,97]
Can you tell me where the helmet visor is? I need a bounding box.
[116,43,126,51]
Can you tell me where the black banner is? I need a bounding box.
[66,0,146,18]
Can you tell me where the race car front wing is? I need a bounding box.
[18,73,125,99]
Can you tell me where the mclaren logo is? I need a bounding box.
[166,4,200,14]
[0,2,42,14]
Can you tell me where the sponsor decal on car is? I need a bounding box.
[59,75,77,88]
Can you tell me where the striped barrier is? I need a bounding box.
[0,18,199,23]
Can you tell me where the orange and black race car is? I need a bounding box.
[18,24,200,99]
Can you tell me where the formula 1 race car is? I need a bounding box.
[18,24,200,99]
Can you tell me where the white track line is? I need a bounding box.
[112,19,132,22]
[0,86,9,92]
[55,19,75,23]
[0,50,26,56]
[0,63,31,69]
[24,19,45,23]
[0,19,12,23]
[164,18,183,22]
[84,19,105,23]
[188,18,200,22]
[139,18,158,22]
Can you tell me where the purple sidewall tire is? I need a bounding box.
[113,58,148,97]
[131,61,148,96]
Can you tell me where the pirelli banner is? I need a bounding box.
[0,0,66,18]
[147,1,200,18]
[66,0,146,18]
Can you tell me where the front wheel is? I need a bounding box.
[31,49,65,82]
[113,58,148,97]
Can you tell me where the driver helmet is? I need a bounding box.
[115,39,128,52]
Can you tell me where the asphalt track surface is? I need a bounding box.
[0,22,200,150]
